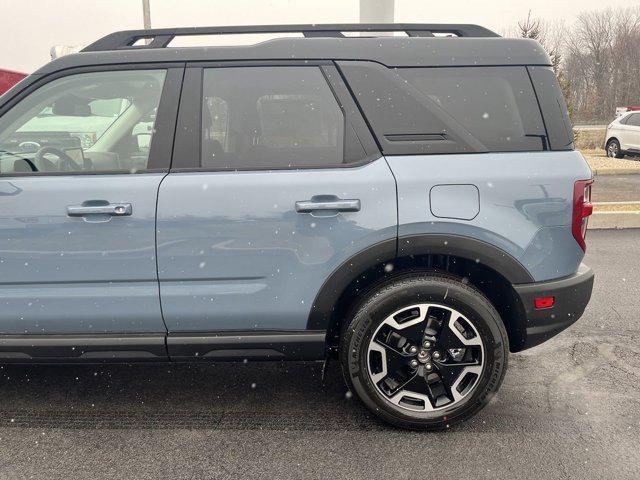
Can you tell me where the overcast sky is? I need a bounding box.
[1,0,638,72]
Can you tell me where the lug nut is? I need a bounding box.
[424,363,433,371]
[422,340,432,348]
[432,351,442,360]
[408,346,418,354]
[409,359,419,368]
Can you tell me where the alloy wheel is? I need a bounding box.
[367,303,484,412]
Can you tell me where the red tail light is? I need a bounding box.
[572,179,593,252]
[534,297,555,309]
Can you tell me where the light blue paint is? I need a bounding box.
[430,184,480,220]
[386,150,592,281]
[156,157,397,332]
[0,150,591,335]
[0,174,166,334]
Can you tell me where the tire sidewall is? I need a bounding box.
[607,139,622,158]
[343,275,507,429]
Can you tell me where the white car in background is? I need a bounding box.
[605,110,640,158]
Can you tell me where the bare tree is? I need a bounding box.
[511,6,640,123]
[516,11,573,119]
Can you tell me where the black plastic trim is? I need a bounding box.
[83,24,500,52]
[0,334,168,363]
[398,234,534,283]
[170,66,202,170]
[513,264,594,351]
[167,331,326,361]
[147,67,185,170]
[307,233,535,330]
[385,133,447,142]
[307,238,397,331]
[36,39,552,76]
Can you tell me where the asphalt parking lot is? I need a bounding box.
[592,173,640,202]
[0,229,638,480]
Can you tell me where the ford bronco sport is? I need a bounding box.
[0,24,594,430]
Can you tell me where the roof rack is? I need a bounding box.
[82,23,500,52]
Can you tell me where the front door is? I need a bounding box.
[0,67,181,358]
[156,64,396,357]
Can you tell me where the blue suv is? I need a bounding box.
[0,24,594,430]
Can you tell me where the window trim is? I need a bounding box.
[170,60,381,173]
[0,63,184,177]
[527,66,573,151]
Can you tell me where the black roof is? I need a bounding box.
[34,24,551,75]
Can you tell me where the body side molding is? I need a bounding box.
[0,334,168,363]
[167,331,326,361]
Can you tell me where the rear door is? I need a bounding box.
[0,66,182,359]
[157,63,397,359]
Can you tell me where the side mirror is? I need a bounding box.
[52,96,91,117]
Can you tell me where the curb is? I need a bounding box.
[591,202,640,229]
[593,168,640,176]
[590,210,640,229]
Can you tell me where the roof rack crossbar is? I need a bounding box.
[82,23,500,52]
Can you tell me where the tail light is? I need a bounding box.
[572,179,593,252]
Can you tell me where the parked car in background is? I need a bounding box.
[605,110,640,158]
[0,69,27,96]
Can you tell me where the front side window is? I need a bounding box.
[627,113,640,127]
[201,67,345,169]
[0,70,166,174]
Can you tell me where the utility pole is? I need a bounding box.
[359,0,394,24]
[142,0,152,29]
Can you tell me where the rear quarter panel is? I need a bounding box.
[386,150,593,282]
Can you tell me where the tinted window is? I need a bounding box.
[528,66,573,150]
[339,61,484,156]
[627,113,640,127]
[399,67,546,152]
[0,70,166,174]
[201,67,345,169]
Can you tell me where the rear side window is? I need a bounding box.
[201,67,347,169]
[399,67,546,152]
[339,61,546,155]
[528,66,573,150]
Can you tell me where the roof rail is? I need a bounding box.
[82,23,500,52]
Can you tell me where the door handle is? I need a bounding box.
[67,203,132,217]
[295,198,361,213]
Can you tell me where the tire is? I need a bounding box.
[340,273,508,430]
[606,139,624,158]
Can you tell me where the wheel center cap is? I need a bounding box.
[417,350,431,362]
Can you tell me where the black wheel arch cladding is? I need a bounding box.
[307,233,534,331]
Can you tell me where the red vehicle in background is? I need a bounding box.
[0,69,27,96]
[616,106,640,116]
